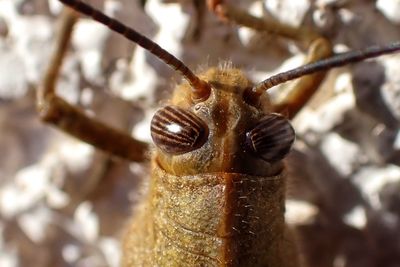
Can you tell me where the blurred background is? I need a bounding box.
[0,0,399,266]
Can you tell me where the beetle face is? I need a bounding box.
[153,67,295,177]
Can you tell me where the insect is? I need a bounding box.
[30,0,400,266]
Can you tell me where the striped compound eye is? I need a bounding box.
[246,113,295,162]
[151,106,209,155]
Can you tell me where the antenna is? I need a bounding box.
[58,0,211,101]
[249,42,400,98]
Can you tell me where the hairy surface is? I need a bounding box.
[123,162,299,267]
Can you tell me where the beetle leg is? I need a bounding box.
[208,2,333,119]
[208,1,320,44]
[37,8,149,162]
[272,37,333,119]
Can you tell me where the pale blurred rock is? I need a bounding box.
[353,165,400,209]
[377,0,400,24]
[343,205,367,229]
[73,202,99,243]
[320,133,360,176]
[285,200,318,224]
[17,206,53,243]
[264,0,310,27]
[0,48,28,99]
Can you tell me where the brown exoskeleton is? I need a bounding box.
[38,1,400,266]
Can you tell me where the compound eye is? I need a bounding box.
[246,113,295,162]
[151,106,208,155]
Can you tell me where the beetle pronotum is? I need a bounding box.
[35,1,400,266]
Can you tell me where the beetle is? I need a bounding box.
[15,0,397,266]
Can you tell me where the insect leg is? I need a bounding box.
[37,8,149,162]
[208,1,320,44]
[209,2,333,118]
[272,38,332,119]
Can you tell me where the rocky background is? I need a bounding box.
[0,0,399,266]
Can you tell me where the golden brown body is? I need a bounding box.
[123,68,298,267]
[123,163,299,267]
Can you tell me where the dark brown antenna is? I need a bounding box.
[249,42,400,99]
[58,0,210,101]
